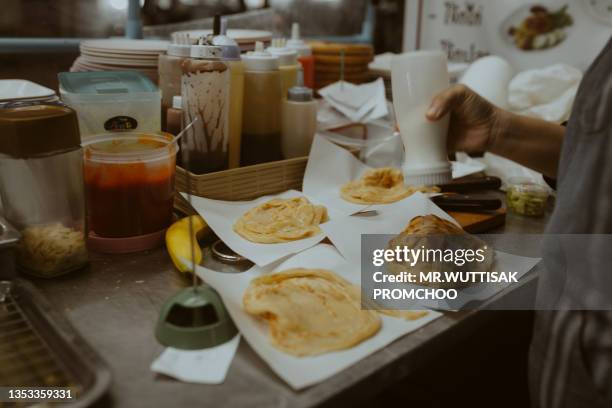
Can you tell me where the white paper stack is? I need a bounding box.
[318,78,388,123]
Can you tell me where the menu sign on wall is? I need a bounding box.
[403,0,612,71]
[421,1,489,63]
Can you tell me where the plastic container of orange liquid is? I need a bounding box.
[82,132,178,253]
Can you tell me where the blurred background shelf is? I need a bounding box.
[0,0,405,89]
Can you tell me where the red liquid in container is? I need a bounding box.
[83,133,177,239]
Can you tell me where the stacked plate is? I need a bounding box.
[171,29,272,52]
[71,39,169,84]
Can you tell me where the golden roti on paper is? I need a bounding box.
[340,167,440,205]
[243,268,381,356]
[234,197,329,244]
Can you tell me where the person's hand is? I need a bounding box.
[426,84,504,153]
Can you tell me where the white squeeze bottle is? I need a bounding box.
[391,51,452,185]
[281,69,317,159]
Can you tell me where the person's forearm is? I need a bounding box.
[490,110,565,179]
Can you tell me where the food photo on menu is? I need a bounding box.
[2,0,612,407]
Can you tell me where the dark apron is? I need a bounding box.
[530,37,612,408]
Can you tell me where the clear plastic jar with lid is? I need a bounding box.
[0,104,88,277]
[506,177,550,217]
[82,132,178,254]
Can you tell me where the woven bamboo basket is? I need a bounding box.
[174,156,308,215]
[174,142,359,215]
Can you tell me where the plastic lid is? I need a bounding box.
[286,22,312,56]
[172,95,182,110]
[167,43,191,57]
[58,71,158,94]
[287,69,313,102]
[81,132,178,164]
[507,177,550,197]
[267,38,298,66]
[190,44,223,59]
[0,105,80,158]
[242,41,279,71]
[210,18,241,60]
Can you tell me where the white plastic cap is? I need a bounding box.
[172,95,182,109]
[267,38,298,66]
[190,44,223,59]
[242,41,279,71]
[286,22,312,56]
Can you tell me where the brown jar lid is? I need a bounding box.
[0,105,81,158]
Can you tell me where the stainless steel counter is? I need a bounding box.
[30,200,551,408]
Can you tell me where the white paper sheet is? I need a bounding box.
[321,192,457,264]
[303,134,371,216]
[465,152,553,193]
[194,244,442,390]
[452,160,486,179]
[318,78,388,123]
[151,335,240,384]
[185,190,337,266]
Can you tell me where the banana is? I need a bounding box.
[165,215,207,273]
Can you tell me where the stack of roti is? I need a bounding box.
[340,167,440,205]
[234,197,328,244]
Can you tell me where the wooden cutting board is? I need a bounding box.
[450,208,507,233]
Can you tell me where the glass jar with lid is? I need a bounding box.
[0,104,88,277]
